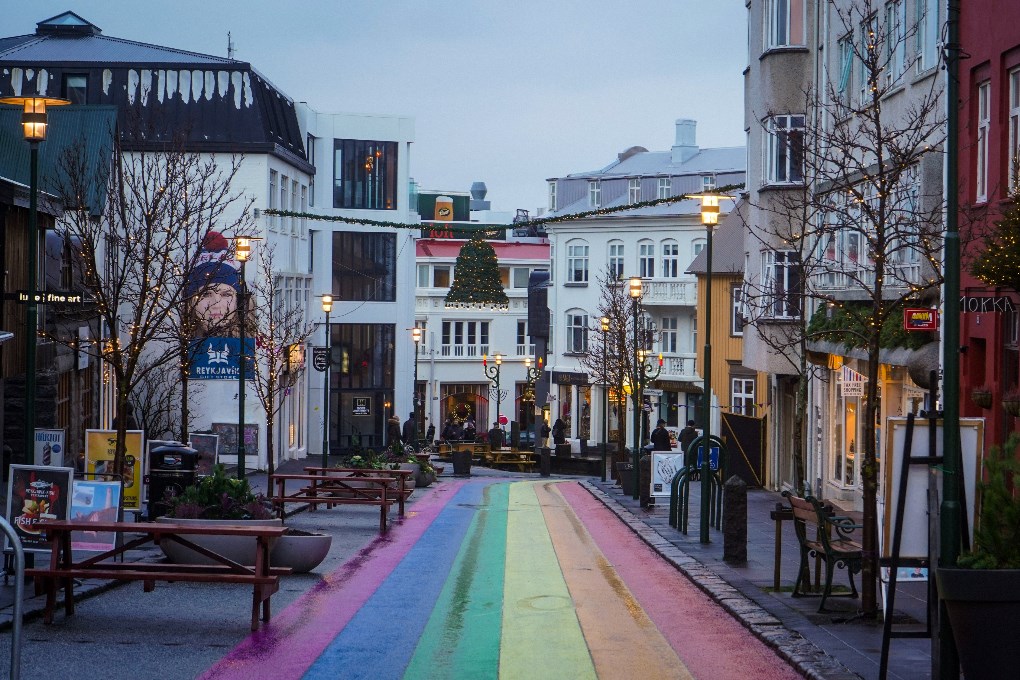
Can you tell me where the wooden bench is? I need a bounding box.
[270,472,400,533]
[783,491,863,611]
[26,520,289,631]
[490,449,536,472]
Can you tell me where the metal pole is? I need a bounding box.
[938,0,962,675]
[701,221,714,543]
[632,298,641,499]
[24,142,39,465]
[495,366,501,432]
[603,336,609,482]
[322,309,330,469]
[413,337,420,445]
[237,261,247,479]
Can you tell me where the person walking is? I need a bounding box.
[679,419,699,480]
[650,419,672,451]
[488,421,504,449]
[552,418,566,445]
[387,415,402,448]
[402,412,416,445]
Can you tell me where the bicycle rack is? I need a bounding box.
[0,517,25,680]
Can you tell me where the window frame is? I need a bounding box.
[763,114,805,186]
[764,0,806,50]
[885,0,906,85]
[977,80,991,203]
[761,249,802,320]
[608,241,625,279]
[565,311,589,354]
[657,177,671,199]
[548,181,557,211]
[332,138,399,210]
[566,241,590,284]
[629,178,641,204]
[731,378,756,416]
[661,240,679,278]
[915,0,940,73]
[638,240,655,279]
[731,284,745,336]
[1009,68,1020,193]
[441,320,490,357]
[660,316,678,354]
[589,180,602,208]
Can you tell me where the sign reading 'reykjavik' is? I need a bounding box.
[189,338,255,380]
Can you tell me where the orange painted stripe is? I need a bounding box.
[536,482,693,680]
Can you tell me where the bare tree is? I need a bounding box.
[742,0,945,616]
[52,131,255,484]
[247,246,315,476]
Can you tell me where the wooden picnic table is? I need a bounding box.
[26,520,289,631]
[270,470,406,533]
[489,449,536,472]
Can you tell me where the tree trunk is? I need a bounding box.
[179,342,190,443]
[860,337,882,618]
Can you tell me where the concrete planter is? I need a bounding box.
[937,568,1020,680]
[156,517,282,566]
[274,529,332,573]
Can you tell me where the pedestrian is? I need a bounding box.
[425,421,436,445]
[650,419,672,451]
[463,417,477,441]
[387,415,401,448]
[540,421,551,447]
[552,418,566,445]
[488,421,504,449]
[402,412,416,444]
[679,420,698,452]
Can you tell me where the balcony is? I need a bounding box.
[659,352,698,381]
[440,344,490,358]
[641,280,697,306]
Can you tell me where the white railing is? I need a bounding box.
[660,352,698,379]
[516,343,536,356]
[641,280,697,306]
[440,344,490,358]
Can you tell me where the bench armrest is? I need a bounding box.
[826,515,863,539]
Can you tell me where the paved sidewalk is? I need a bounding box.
[583,478,935,680]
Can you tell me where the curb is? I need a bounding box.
[580,481,862,680]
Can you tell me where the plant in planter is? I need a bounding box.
[165,464,274,520]
[1003,390,1020,417]
[970,387,993,410]
[937,433,1020,680]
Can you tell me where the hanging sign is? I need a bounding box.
[312,347,329,372]
[840,365,868,397]
[903,308,938,331]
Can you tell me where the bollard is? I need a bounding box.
[722,474,747,565]
[639,454,652,507]
[539,447,551,477]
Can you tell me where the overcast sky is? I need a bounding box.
[6,1,747,214]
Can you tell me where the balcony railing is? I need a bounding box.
[660,352,698,380]
[641,280,697,306]
[440,344,490,358]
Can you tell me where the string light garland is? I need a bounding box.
[263,183,744,232]
[971,190,1020,291]
[444,235,509,309]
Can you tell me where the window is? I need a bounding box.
[441,321,490,357]
[837,36,854,101]
[629,179,641,204]
[639,241,655,278]
[885,0,906,84]
[567,242,589,284]
[300,185,308,237]
[762,250,802,319]
[977,81,990,202]
[517,320,535,356]
[63,74,87,105]
[589,181,601,208]
[702,175,716,192]
[280,175,289,232]
[1010,69,1020,192]
[764,115,805,185]
[608,241,625,279]
[731,284,744,336]
[657,177,671,199]
[859,16,878,103]
[433,265,451,288]
[268,170,278,231]
[661,240,679,278]
[692,239,706,260]
[566,311,588,353]
[306,134,316,206]
[291,179,299,235]
[499,266,511,288]
[332,232,397,301]
[765,0,805,49]
[915,0,940,73]
[732,378,756,415]
[333,139,398,210]
[512,267,531,288]
[660,317,678,353]
[548,181,557,211]
[417,264,429,287]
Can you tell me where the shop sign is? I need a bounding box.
[960,295,1016,313]
[840,365,868,397]
[903,308,938,331]
[5,465,73,552]
[312,347,329,372]
[353,397,371,416]
[551,371,589,385]
[85,430,144,511]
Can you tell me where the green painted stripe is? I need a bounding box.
[500,482,596,680]
[404,483,508,679]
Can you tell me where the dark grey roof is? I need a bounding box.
[556,147,746,181]
[686,199,746,275]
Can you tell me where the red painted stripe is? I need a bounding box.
[557,483,802,680]
[199,480,468,680]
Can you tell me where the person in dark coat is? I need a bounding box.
[650,419,672,451]
[387,416,401,447]
[425,421,436,445]
[402,412,416,444]
[463,417,477,441]
[679,420,698,452]
[488,422,504,449]
[552,418,566,445]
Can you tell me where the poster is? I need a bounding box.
[188,337,255,380]
[70,480,121,552]
[211,423,259,459]
[85,430,144,511]
[5,465,73,552]
[651,452,686,497]
[189,433,219,476]
[34,428,66,466]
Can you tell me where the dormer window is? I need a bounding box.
[63,74,88,105]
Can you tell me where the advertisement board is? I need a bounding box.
[651,452,685,497]
[34,428,65,466]
[85,430,144,511]
[5,465,73,552]
[69,480,121,552]
[189,433,219,476]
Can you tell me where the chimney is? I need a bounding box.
[671,119,698,164]
[469,181,490,211]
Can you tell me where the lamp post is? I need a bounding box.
[600,316,611,482]
[411,326,423,445]
[698,193,721,543]
[483,353,503,430]
[0,95,70,464]
[629,277,644,499]
[321,294,333,469]
[234,236,257,479]
[524,355,543,429]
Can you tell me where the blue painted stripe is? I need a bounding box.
[302,481,491,680]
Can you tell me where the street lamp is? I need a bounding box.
[411,326,423,445]
[523,356,543,444]
[234,236,258,479]
[0,95,70,464]
[629,277,643,499]
[483,352,503,432]
[600,316,611,482]
[321,294,333,469]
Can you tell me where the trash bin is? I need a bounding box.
[147,443,199,519]
[451,449,472,477]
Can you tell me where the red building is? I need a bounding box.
[958,0,1020,448]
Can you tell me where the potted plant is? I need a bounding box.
[160,465,331,573]
[936,434,1020,680]
[971,387,993,409]
[1003,390,1020,417]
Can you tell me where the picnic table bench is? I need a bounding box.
[270,469,407,533]
[783,491,863,611]
[490,449,536,472]
[26,520,289,631]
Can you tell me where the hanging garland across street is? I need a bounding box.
[262,183,744,232]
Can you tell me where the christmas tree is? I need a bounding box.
[971,189,1020,291]
[444,236,509,310]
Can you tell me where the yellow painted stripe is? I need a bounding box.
[501,482,596,680]
[536,482,694,680]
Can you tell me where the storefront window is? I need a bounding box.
[579,387,591,439]
[558,384,573,435]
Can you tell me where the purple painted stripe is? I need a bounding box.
[199,480,468,680]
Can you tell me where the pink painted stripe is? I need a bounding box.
[200,480,468,680]
[557,483,801,680]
